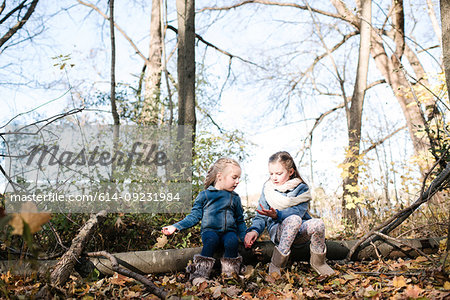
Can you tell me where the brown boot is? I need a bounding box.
[186,254,215,281]
[268,246,290,277]
[309,246,335,276]
[220,255,243,278]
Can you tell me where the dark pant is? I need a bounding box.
[201,230,239,258]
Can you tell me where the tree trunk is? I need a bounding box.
[88,237,442,275]
[109,0,120,126]
[342,0,371,226]
[49,210,106,286]
[142,0,163,125]
[368,1,432,174]
[330,0,432,174]
[176,0,196,144]
[441,0,450,101]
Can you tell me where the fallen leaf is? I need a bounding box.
[444,281,450,290]
[392,276,407,288]
[210,285,222,298]
[404,284,423,298]
[192,277,206,286]
[240,291,253,300]
[125,290,141,298]
[414,256,428,263]
[9,202,51,235]
[243,265,254,279]
[154,235,168,248]
[198,280,208,292]
[267,294,279,300]
[109,272,133,286]
[224,286,241,297]
[343,273,357,281]
[305,289,315,298]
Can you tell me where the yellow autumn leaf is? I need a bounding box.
[444,281,450,290]
[414,256,428,262]
[9,202,51,235]
[344,184,359,193]
[392,276,407,288]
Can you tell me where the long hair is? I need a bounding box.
[204,157,240,189]
[268,151,304,182]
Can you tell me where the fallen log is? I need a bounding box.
[91,237,443,275]
[49,210,107,286]
[1,237,442,276]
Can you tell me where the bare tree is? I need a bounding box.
[176,0,196,144]
[341,0,372,226]
[109,0,119,126]
[200,0,441,225]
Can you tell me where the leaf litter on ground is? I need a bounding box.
[2,253,449,299]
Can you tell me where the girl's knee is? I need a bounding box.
[284,214,303,225]
[310,218,325,233]
[202,231,220,246]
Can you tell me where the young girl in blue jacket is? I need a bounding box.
[162,157,247,280]
[244,151,334,277]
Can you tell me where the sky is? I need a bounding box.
[0,0,444,200]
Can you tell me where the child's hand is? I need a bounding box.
[244,231,258,248]
[256,204,278,219]
[162,225,177,235]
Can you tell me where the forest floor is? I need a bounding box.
[3,249,450,299]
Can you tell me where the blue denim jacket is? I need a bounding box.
[173,186,247,241]
[247,181,311,243]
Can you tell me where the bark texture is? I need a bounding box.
[176,0,196,142]
[142,0,163,125]
[89,238,442,275]
[49,210,107,286]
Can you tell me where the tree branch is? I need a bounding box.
[166,25,264,69]
[0,0,26,25]
[290,30,359,93]
[361,125,406,155]
[346,161,450,260]
[77,0,150,65]
[0,0,38,49]
[87,251,176,300]
[198,0,347,23]
[372,231,434,263]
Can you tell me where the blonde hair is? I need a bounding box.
[204,157,241,189]
[269,151,304,182]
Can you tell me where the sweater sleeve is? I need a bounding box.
[246,188,270,235]
[173,191,206,230]
[234,195,248,242]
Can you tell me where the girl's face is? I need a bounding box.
[269,162,294,186]
[215,165,241,192]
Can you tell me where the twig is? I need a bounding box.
[353,271,422,276]
[197,0,348,24]
[166,25,265,69]
[87,251,178,300]
[370,240,384,264]
[372,231,434,263]
[77,0,150,65]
